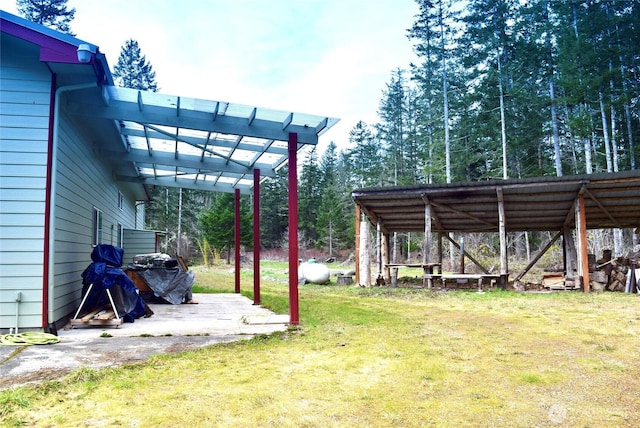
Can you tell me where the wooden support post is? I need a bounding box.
[424,201,432,264]
[382,231,390,284]
[576,189,590,292]
[424,200,433,288]
[355,204,361,286]
[564,226,577,283]
[359,220,371,286]
[437,233,443,274]
[497,188,508,282]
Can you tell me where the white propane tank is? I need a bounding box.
[299,259,331,284]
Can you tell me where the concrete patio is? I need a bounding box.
[0,293,290,389]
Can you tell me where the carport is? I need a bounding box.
[65,83,339,324]
[352,170,640,291]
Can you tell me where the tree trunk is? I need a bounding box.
[624,104,636,169]
[440,2,451,184]
[549,79,562,176]
[599,91,613,173]
[498,50,508,179]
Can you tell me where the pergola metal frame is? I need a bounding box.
[67,85,339,195]
[65,84,339,325]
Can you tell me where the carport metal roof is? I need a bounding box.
[66,85,339,196]
[352,170,640,235]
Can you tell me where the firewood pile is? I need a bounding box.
[591,245,640,293]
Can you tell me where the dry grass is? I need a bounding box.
[2,263,639,427]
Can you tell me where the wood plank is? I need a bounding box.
[96,310,115,320]
[80,309,103,322]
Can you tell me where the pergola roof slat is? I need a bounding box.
[67,85,338,194]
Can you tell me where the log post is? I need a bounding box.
[497,188,508,287]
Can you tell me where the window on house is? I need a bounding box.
[117,223,124,247]
[92,207,103,246]
[118,191,124,210]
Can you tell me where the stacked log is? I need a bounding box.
[606,261,628,291]
[592,245,640,293]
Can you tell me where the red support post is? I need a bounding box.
[234,188,241,294]
[288,133,299,325]
[253,169,261,305]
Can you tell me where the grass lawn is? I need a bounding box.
[2,262,639,427]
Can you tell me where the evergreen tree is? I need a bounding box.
[113,39,159,91]
[316,142,352,254]
[378,69,411,185]
[298,150,323,246]
[260,168,289,248]
[346,121,383,188]
[408,0,460,183]
[199,193,252,262]
[17,0,75,34]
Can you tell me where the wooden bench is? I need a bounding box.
[424,273,506,291]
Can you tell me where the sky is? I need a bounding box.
[1,0,420,153]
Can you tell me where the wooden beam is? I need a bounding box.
[443,234,491,274]
[584,188,622,228]
[513,231,561,282]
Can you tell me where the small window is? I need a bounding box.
[92,207,103,246]
[117,223,124,247]
[118,191,124,210]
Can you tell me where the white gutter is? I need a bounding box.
[47,82,98,326]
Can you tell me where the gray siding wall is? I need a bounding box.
[135,201,146,230]
[0,42,51,331]
[123,229,159,262]
[51,106,139,323]
[1,34,143,329]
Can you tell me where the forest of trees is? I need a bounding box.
[16,0,639,263]
[255,0,639,261]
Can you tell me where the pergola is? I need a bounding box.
[66,84,339,324]
[352,170,640,291]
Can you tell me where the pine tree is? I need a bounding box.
[260,168,289,248]
[298,149,323,247]
[113,39,158,91]
[346,121,383,188]
[378,69,412,185]
[316,142,352,254]
[17,0,75,34]
[199,193,252,263]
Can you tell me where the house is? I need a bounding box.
[0,11,153,333]
[0,10,338,332]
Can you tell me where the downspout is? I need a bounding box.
[43,81,98,331]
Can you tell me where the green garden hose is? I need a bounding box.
[0,331,60,345]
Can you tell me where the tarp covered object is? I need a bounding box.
[137,267,195,305]
[80,245,147,322]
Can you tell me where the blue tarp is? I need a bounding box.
[80,245,147,322]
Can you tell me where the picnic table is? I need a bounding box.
[386,263,441,288]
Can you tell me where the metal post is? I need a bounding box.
[288,133,299,325]
[253,169,261,305]
[234,189,241,294]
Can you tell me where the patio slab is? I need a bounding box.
[0,293,290,389]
